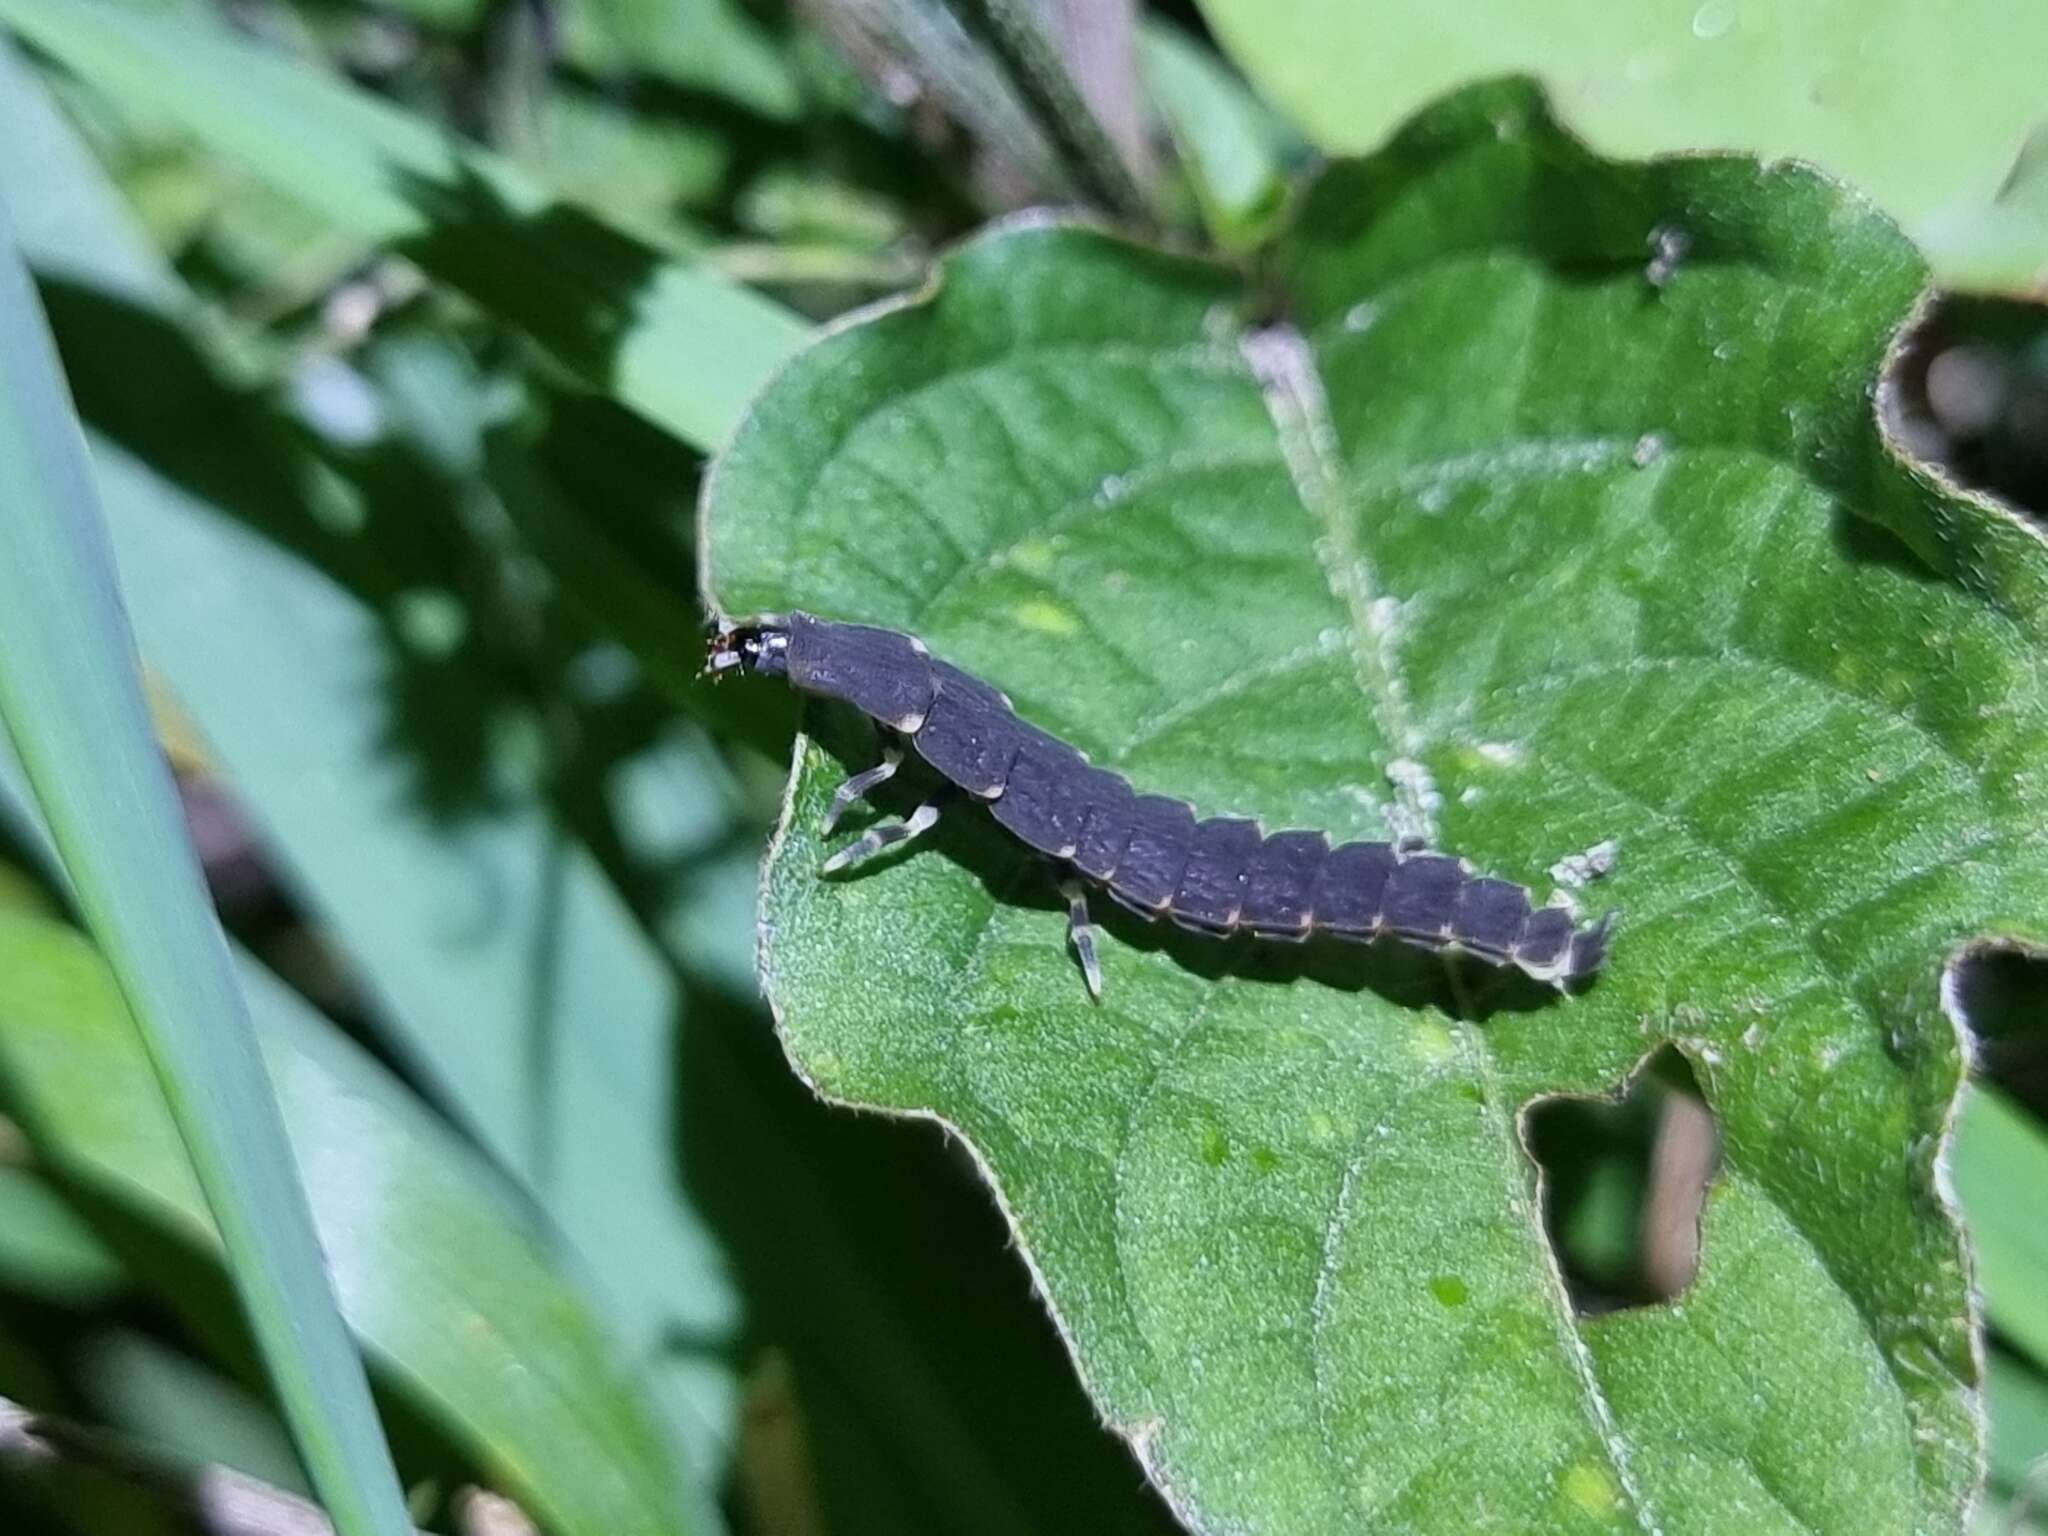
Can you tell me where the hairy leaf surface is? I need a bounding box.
[704,85,2046,1533]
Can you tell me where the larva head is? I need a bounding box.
[705,619,791,680]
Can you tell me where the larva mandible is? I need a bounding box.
[711,612,1613,999]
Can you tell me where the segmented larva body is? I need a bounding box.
[712,612,1612,997]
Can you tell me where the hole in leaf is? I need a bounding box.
[1526,1048,1720,1315]
[1886,293,2048,521]
[1948,941,2048,1119]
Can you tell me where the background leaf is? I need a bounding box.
[1989,1349,2048,1509]
[1952,1086,2048,1374]
[1138,20,1296,251]
[0,0,808,454]
[0,31,1182,1535]
[0,176,410,1534]
[704,83,2042,1533]
[1191,0,2048,295]
[0,905,698,1536]
[0,1165,124,1309]
[0,32,738,1515]
[557,0,801,121]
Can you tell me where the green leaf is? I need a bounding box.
[0,41,734,1518]
[1953,1088,2048,1374]
[0,29,1175,1536]
[1988,1349,2048,1497]
[557,0,801,122]
[704,82,2042,1532]
[0,183,410,1535]
[1139,22,1295,250]
[0,1164,125,1307]
[73,1330,311,1498]
[1192,0,2048,295]
[520,85,728,230]
[0,907,697,1536]
[0,0,808,453]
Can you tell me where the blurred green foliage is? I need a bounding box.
[0,2,2044,1533]
[1193,0,2048,294]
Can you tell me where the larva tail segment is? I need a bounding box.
[1563,910,1616,986]
[1505,904,1614,988]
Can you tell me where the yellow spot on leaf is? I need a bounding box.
[1560,1461,1619,1519]
[1013,599,1080,636]
[1410,1019,1456,1066]
[1006,540,1056,575]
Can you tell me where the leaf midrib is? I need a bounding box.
[1244,326,1663,1530]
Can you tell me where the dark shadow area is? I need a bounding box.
[671,981,1183,1536]
[803,699,1576,1021]
[561,67,986,250]
[36,277,473,609]
[397,163,674,399]
[1526,1047,1720,1315]
[1890,294,2048,523]
[29,262,792,1215]
[28,276,639,1180]
[0,1152,467,1528]
[35,274,549,825]
[33,267,783,822]
[527,384,702,585]
[533,695,1181,1530]
[1950,942,2048,1121]
[1828,499,1959,583]
[31,279,312,552]
[0,1281,189,1536]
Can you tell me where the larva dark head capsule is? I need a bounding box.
[707,620,791,680]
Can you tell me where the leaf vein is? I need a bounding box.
[1242,324,1435,843]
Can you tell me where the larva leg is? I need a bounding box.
[1061,877,1104,1003]
[821,799,941,874]
[821,744,902,835]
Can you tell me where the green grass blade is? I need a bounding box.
[0,0,808,453]
[0,194,411,1536]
